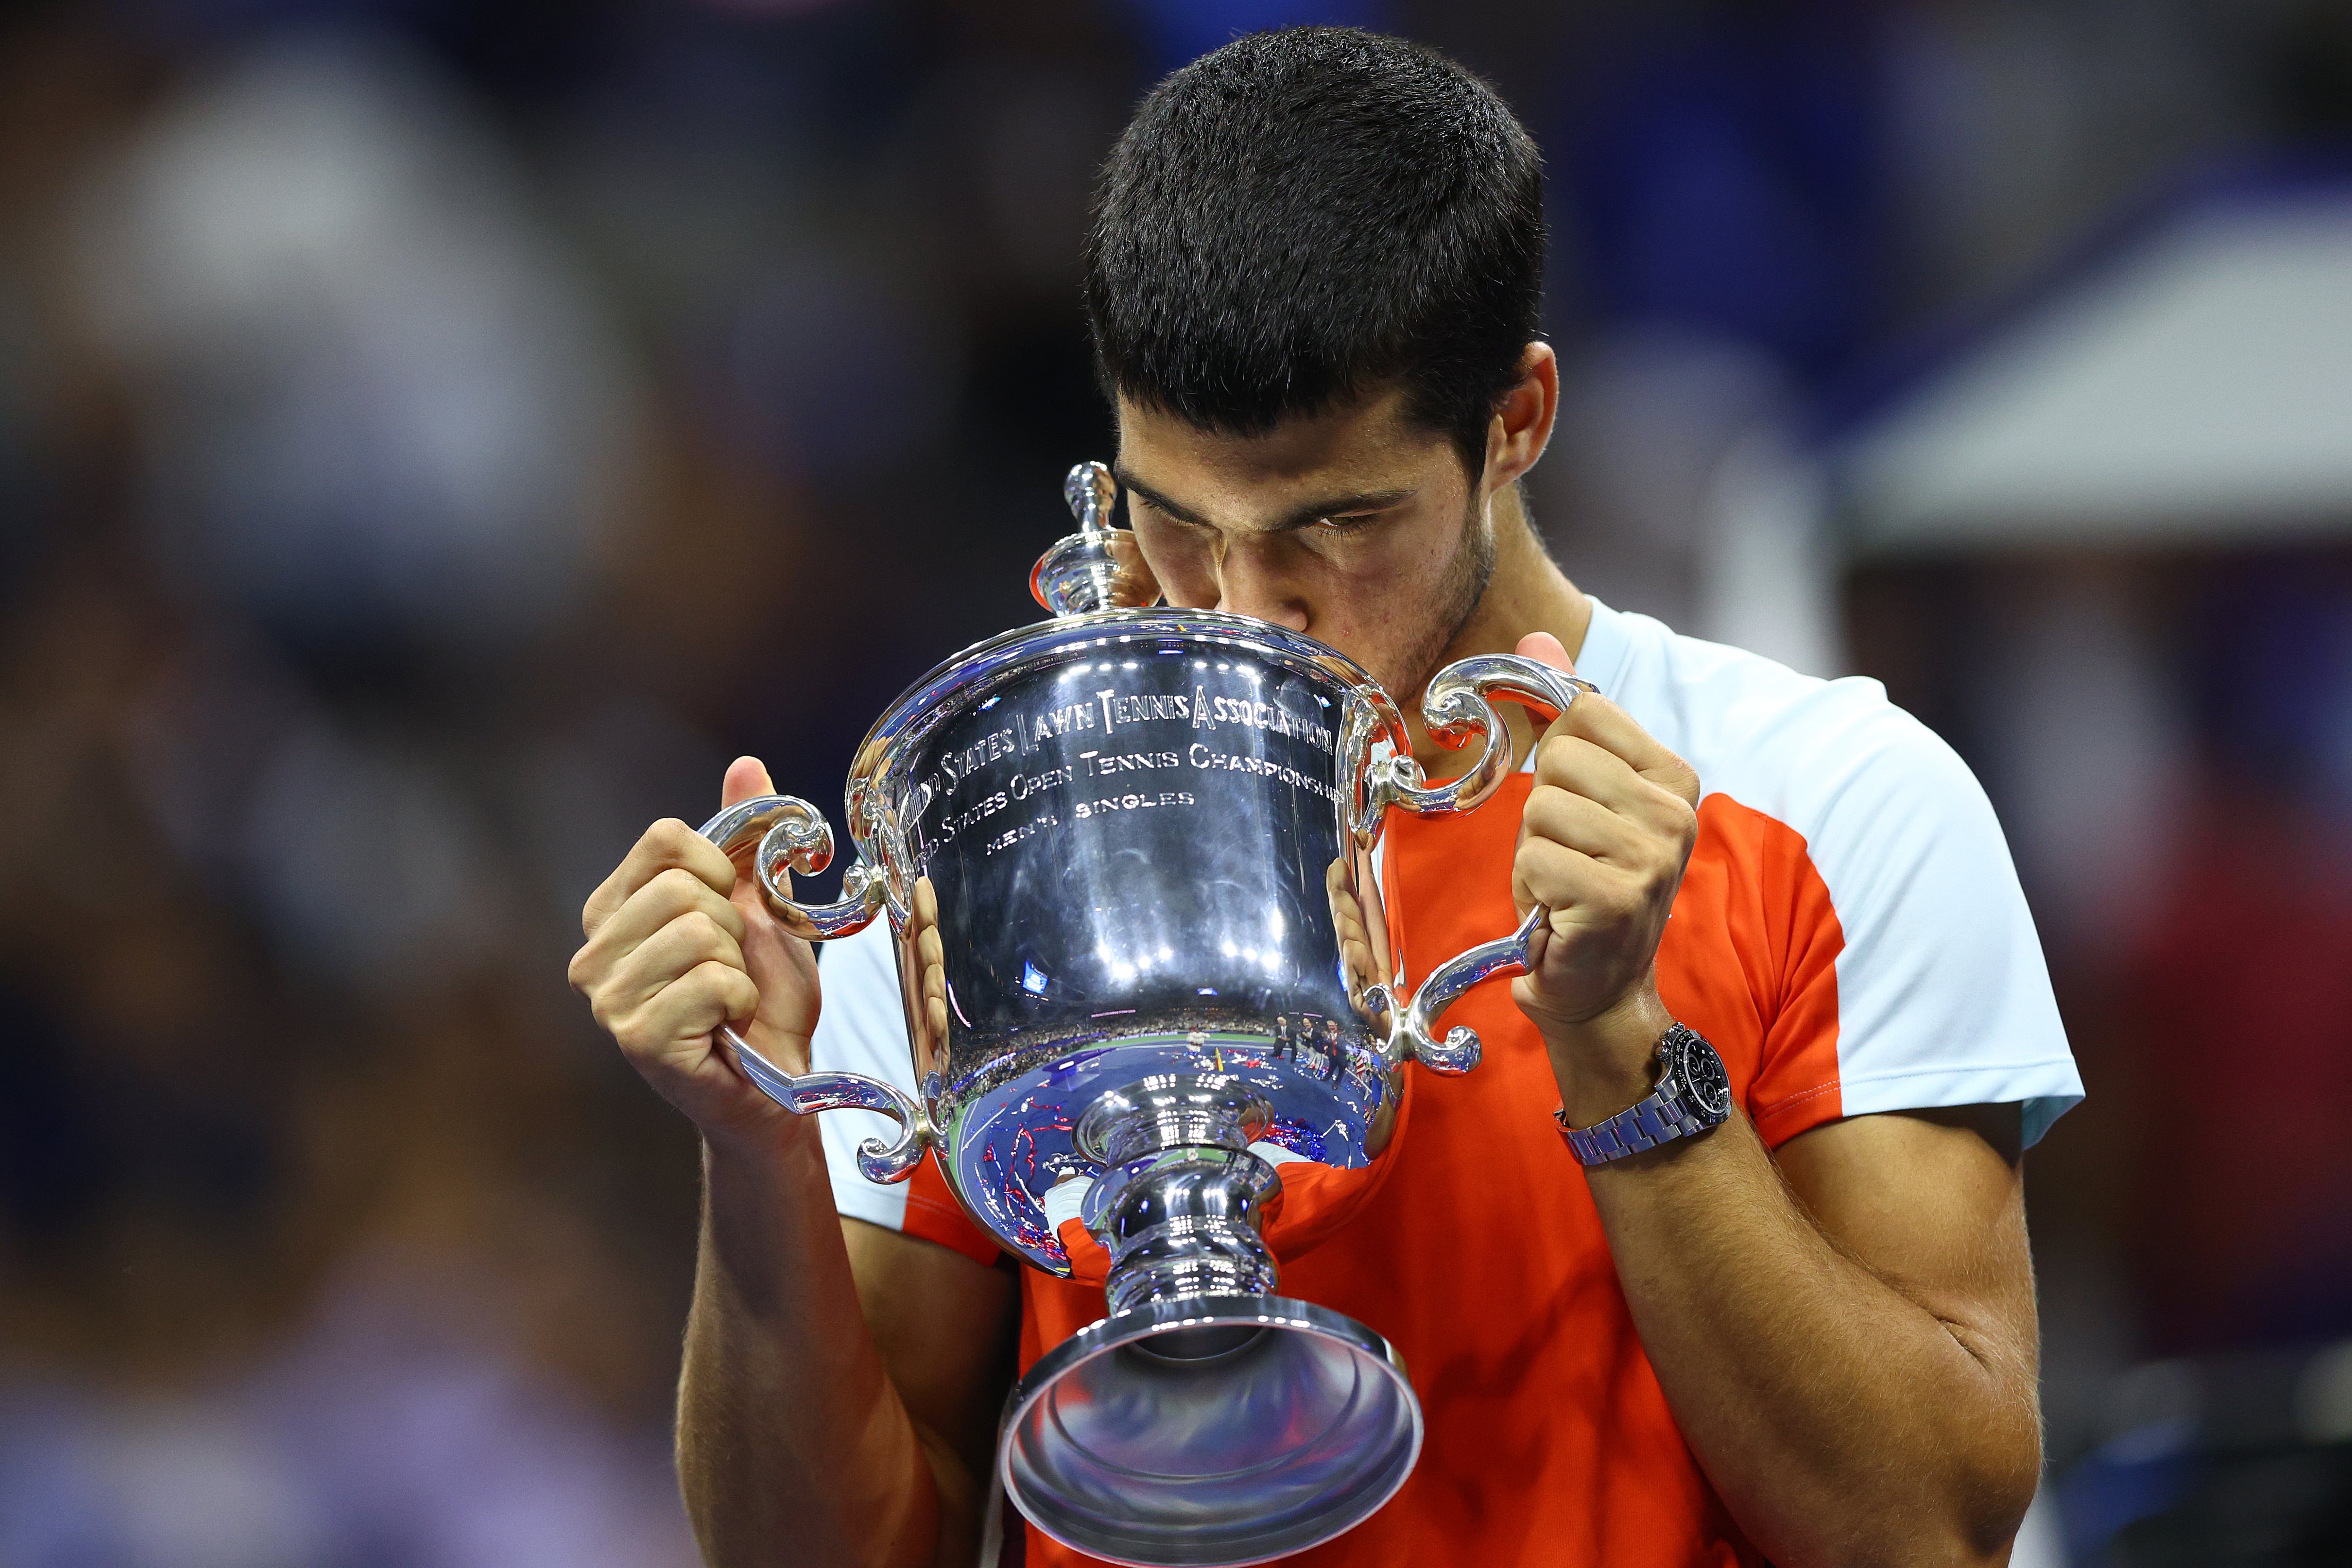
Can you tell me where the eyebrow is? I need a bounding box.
[1113,467,1417,534]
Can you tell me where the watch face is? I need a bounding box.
[1672,1031,1733,1119]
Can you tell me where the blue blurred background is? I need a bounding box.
[0,1,2348,1562]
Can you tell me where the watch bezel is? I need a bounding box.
[1666,1025,1732,1120]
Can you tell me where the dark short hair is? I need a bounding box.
[1083,26,1545,478]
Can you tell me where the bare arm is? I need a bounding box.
[682,1137,1016,1568]
[1507,634,2041,1565]
[1579,1094,2038,1565]
[572,758,1015,1568]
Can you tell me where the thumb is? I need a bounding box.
[721,755,776,809]
[1515,630,1577,676]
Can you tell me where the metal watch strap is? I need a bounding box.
[1556,1024,1719,1167]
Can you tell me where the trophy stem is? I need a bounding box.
[1011,1085,1423,1564]
[1077,1075,1284,1318]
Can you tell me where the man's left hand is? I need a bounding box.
[1508,631,1702,1123]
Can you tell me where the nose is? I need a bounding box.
[1212,540,1311,632]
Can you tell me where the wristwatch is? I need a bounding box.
[1556,1023,1732,1166]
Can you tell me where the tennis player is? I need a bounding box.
[571,27,2081,1567]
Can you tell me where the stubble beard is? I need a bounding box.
[1385,494,1497,706]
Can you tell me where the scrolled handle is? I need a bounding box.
[1386,905,1545,1074]
[1381,654,1597,818]
[698,796,934,1184]
[715,1024,934,1182]
[1355,654,1599,1073]
[699,793,890,941]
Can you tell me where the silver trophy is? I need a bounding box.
[701,463,1591,1566]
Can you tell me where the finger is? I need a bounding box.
[1529,733,1660,819]
[1520,783,1648,866]
[913,912,951,1044]
[1325,861,1370,942]
[721,755,776,810]
[918,927,947,1003]
[621,959,762,1049]
[1514,630,1578,677]
[600,907,750,1013]
[586,865,748,961]
[1542,691,1699,808]
[584,818,740,938]
[1511,836,1640,927]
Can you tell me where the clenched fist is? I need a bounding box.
[1507,632,1702,1124]
[569,756,819,1145]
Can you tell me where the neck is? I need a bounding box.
[1413,482,1590,777]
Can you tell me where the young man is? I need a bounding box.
[570,28,2081,1568]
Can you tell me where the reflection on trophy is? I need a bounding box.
[698,462,1591,1566]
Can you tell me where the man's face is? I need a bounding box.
[1113,386,1493,703]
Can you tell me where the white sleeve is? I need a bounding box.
[1624,602,2086,1151]
[807,917,920,1231]
[1804,700,2085,1148]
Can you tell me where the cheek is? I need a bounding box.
[1312,526,1457,633]
[1133,529,1215,603]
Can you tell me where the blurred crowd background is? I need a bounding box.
[0,0,2348,1563]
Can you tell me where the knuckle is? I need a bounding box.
[642,818,695,862]
[700,961,758,1015]
[652,865,705,905]
[685,910,736,958]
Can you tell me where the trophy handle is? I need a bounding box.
[697,795,935,1184]
[700,793,893,940]
[1354,655,1600,1075]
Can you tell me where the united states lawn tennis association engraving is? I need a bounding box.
[922,673,1341,850]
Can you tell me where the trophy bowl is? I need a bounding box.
[698,463,1591,1567]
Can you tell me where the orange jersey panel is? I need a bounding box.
[1010,772,1849,1566]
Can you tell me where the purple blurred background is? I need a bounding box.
[0,1,2348,1562]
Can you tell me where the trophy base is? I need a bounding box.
[1000,1293,1422,1568]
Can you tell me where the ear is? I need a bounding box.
[1481,341,1559,498]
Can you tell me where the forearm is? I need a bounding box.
[679,1125,942,1568]
[1584,1112,2040,1566]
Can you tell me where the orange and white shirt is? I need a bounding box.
[809,596,2082,1566]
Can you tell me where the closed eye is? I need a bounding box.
[1134,496,1207,530]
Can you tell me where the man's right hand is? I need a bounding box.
[569,756,821,1146]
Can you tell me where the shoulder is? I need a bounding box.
[1598,604,1990,859]
[1592,604,2079,1146]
